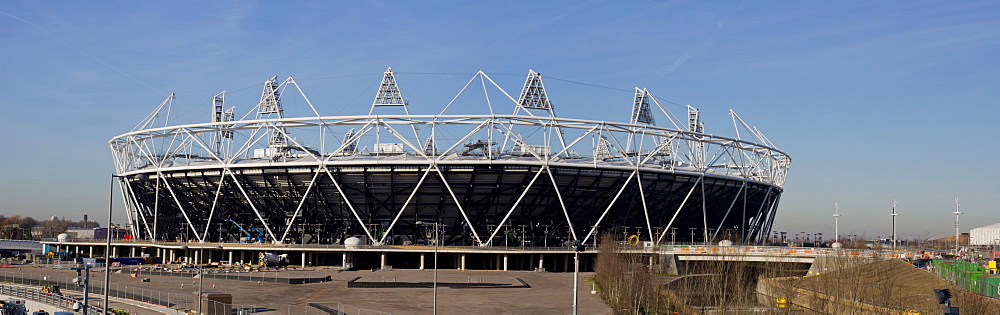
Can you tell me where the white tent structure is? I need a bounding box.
[969,222,1000,246]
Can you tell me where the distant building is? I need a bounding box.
[65,227,96,239]
[970,223,1000,246]
[94,227,130,240]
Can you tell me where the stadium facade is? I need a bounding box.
[108,68,791,248]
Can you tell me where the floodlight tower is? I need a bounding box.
[953,198,962,256]
[891,201,899,250]
[833,202,841,243]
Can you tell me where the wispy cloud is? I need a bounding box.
[659,52,692,74]
[0,10,163,94]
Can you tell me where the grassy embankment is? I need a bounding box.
[593,234,1000,314]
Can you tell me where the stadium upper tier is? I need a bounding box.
[108,68,790,246]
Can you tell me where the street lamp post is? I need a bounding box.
[104,174,125,313]
[198,246,208,314]
[833,202,840,243]
[891,201,899,250]
[572,244,583,315]
[953,198,962,257]
[543,224,550,247]
[417,221,440,315]
[197,245,224,315]
[72,265,92,314]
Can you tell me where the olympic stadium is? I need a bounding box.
[102,68,790,268]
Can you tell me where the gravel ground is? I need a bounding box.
[4,264,611,314]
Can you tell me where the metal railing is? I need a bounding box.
[1,269,388,314]
[0,269,191,313]
[123,267,331,284]
[0,283,102,314]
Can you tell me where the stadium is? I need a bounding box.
[107,68,791,257]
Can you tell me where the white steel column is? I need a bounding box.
[279,170,322,242]
[713,182,746,240]
[434,167,483,246]
[227,172,279,243]
[702,178,709,244]
[546,169,578,241]
[582,170,637,244]
[321,167,377,242]
[121,180,154,239]
[153,177,160,240]
[161,172,206,243]
[656,176,703,244]
[201,175,229,241]
[487,167,545,245]
[380,167,433,245]
[636,173,654,242]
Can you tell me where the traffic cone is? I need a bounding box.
[211,284,216,288]
[192,280,196,285]
[180,284,184,289]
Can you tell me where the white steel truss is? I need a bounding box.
[109,69,791,246]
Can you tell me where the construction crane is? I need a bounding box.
[226,218,265,243]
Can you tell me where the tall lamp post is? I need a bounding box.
[890,201,899,250]
[104,174,125,313]
[197,245,224,315]
[572,243,583,315]
[953,198,962,257]
[833,202,840,243]
[416,221,440,315]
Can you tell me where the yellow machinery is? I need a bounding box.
[627,235,640,246]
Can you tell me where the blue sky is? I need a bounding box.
[1,1,998,239]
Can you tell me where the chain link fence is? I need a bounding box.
[1,269,387,314]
